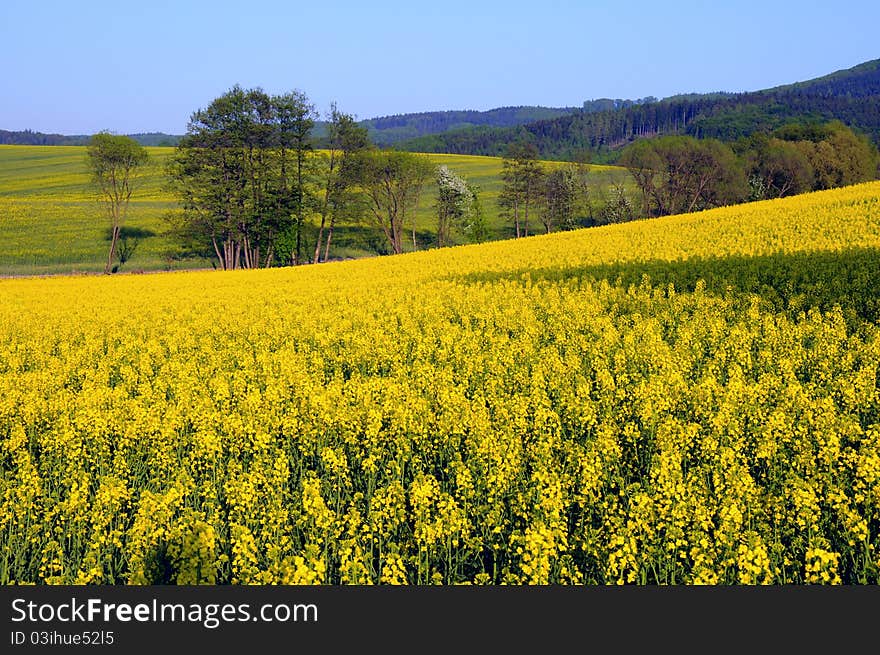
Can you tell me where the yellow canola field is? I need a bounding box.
[1,182,879,584]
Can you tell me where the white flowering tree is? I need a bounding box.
[435,165,484,247]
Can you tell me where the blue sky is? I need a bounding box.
[1,1,877,134]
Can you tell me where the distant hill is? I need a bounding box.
[396,59,880,161]
[311,105,582,146]
[0,130,182,147]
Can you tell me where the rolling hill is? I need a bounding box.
[317,106,581,147]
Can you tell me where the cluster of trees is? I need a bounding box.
[619,121,879,218]
[394,95,734,161]
[165,86,318,268]
[85,86,502,273]
[739,122,880,198]
[620,136,747,217]
[1,129,82,145]
[4,129,180,146]
[581,97,659,113]
[162,86,494,268]
[497,144,596,237]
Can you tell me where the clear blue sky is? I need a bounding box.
[1,0,877,135]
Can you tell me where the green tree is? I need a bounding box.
[349,150,434,255]
[274,91,316,265]
[746,136,814,199]
[85,133,149,274]
[618,139,663,217]
[462,190,489,243]
[498,143,544,237]
[314,104,371,263]
[787,121,879,190]
[538,165,591,233]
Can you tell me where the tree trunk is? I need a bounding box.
[314,217,326,264]
[242,235,252,269]
[295,150,304,265]
[314,150,336,264]
[105,222,120,274]
[323,215,335,262]
[212,237,224,270]
[409,188,423,252]
[687,176,710,214]
[514,199,520,238]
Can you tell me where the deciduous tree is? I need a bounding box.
[314,104,370,263]
[746,136,814,199]
[86,133,149,274]
[435,165,478,247]
[350,150,434,255]
[498,143,544,237]
[538,165,591,233]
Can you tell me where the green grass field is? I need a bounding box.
[0,145,628,275]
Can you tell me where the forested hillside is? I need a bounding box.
[398,59,880,160]
[309,106,579,146]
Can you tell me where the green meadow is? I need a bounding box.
[0,146,627,275]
